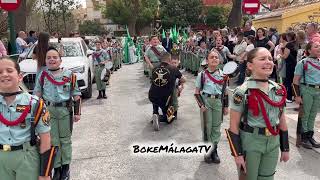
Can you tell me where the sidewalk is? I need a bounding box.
[285,102,320,154]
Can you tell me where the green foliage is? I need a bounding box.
[104,0,157,33]
[79,20,106,35]
[206,6,231,28]
[160,0,203,28]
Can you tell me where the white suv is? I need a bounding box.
[18,38,95,98]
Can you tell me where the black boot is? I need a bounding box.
[97,91,102,99]
[52,167,61,180]
[301,132,313,149]
[102,90,107,99]
[61,164,70,180]
[211,144,220,164]
[308,131,320,148]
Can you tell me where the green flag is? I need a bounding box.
[162,29,165,39]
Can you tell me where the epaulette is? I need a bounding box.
[232,82,248,105]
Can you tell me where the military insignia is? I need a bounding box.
[42,110,50,126]
[233,93,243,105]
[16,105,31,113]
[152,67,170,87]
[62,76,70,82]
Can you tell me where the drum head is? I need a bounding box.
[223,61,238,75]
[105,61,113,70]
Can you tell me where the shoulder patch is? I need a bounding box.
[233,92,243,105]
[42,109,50,126]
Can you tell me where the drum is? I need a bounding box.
[101,68,111,82]
[105,61,113,70]
[223,61,239,78]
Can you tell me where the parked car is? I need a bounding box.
[18,37,95,98]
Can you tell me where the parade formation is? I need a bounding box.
[0,0,320,179]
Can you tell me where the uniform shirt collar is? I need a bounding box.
[247,77,277,93]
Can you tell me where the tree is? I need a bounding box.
[160,0,203,28]
[104,0,158,35]
[79,20,106,35]
[227,0,242,28]
[0,10,8,37]
[40,0,79,34]
[206,6,230,28]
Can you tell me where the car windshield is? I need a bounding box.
[51,42,83,57]
[26,41,83,59]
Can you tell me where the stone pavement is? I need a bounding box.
[70,62,320,180]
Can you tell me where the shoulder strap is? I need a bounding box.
[302,59,306,84]
[30,98,45,146]
[200,71,205,91]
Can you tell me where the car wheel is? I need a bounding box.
[82,71,92,98]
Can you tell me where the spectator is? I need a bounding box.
[35,32,50,71]
[255,28,275,52]
[306,22,320,43]
[233,32,247,85]
[268,28,279,47]
[162,32,173,53]
[212,37,236,65]
[243,22,256,37]
[281,31,298,103]
[26,30,37,44]
[296,30,308,61]
[0,39,7,57]
[275,33,288,83]
[16,31,31,54]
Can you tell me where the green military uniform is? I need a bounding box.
[231,78,285,180]
[143,44,151,76]
[0,93,50,180]
[145,45,166,77]
[197,48,208,73]
[93,49,110,91]
[34,68,81,169]
[294,57,320,133]
[195,69,224,144]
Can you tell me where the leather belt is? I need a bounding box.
[240,122,278,136]
[45,100,68,107]
[301,83,320,89]
[202,93,221,99]
[0,144,23,152]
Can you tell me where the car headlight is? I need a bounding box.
[70,66,85,73]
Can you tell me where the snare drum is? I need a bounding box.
[223,61,239,78]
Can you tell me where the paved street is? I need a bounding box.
[71,62,320,180]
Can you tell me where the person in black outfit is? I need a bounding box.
[280,32,298,103]
[148,52,186,131]
[243,22,256,37]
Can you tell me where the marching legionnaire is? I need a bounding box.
[170,56,184,120]
[34,48,82,180]
[293,41,320,149]
[93,41,110,99]
[0,58,56,180]
[226,47,289,180]
[149,52,186,131]
[145,35,167,79]
[197,41,209,73]
[194,50,229,164]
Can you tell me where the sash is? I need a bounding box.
[40,71,70,86]
[248,84,286,136]
[150,46,162,58]
[204,70,224,84]
[304,60,320,71]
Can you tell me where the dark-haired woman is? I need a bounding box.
[293,41,320,149]
[34,48,82,180]
[255,28,275,52]
[227,47,289,180]
[280,32,298,103]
